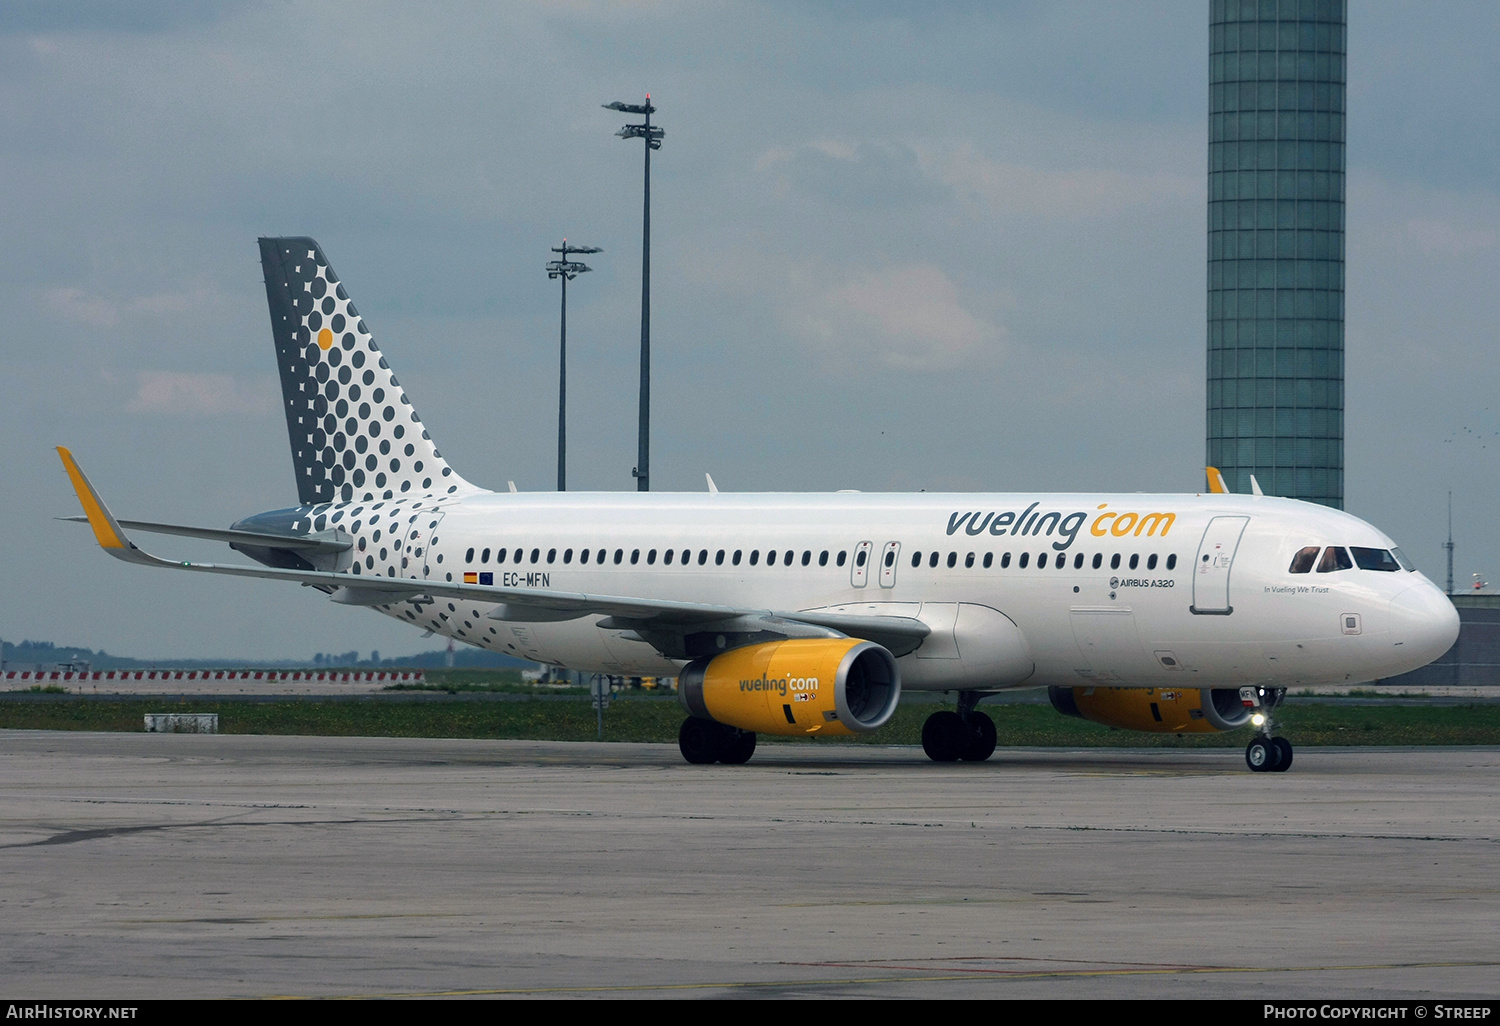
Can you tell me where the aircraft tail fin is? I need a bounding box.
[258,237,478,506]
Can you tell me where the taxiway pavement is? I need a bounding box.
[1,732,1496,999]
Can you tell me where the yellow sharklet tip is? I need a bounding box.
[57,447,127,549]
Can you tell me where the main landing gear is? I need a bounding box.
[678,717,757,765]
[1243,686,1292,773]
[921,692,997,763]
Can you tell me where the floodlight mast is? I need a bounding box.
[546,240,600,492]
[603,96,663,491]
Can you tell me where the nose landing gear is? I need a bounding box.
[921,692,997,763]
[1242,687,1292,773]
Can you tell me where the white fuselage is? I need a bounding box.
[300,489,1457,691]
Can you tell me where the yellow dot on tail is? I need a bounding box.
[317,328,333,350]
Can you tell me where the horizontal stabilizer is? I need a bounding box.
[58,516,351,553]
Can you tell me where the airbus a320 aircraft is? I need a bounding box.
[59,238,1459,772]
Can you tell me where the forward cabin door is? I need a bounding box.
[1190,515,1249,615]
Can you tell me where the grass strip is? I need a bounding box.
[2,697,1499,747]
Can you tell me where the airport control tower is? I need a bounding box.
[1207,0,1346,507]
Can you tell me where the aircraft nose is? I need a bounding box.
[1389,584,1459,669]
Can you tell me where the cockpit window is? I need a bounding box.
[1351,547,1401,572]
[1289,546,1320,574]
[1316,546,1353,573]
[1391,547,1416,572]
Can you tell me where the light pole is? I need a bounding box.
[603,96,663,491]
[546,240,600,492]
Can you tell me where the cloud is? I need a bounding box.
[125,371,278,416]
[1405,218,1497,257]
[934,143,1198,221]
[784,263,1000,371]
[765,140,950,209]
[43,285,228,329]
[44,287,120,327]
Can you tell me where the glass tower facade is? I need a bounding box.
[1207,0,1346,507]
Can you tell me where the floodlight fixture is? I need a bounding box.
[546,239,601,491]
[604,95,664,491]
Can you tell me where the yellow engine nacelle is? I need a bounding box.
[1047,685,1255,734]
[678,638,901,737]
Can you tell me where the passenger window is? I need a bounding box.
[663,549,673,565]
[885,550,896,567]
[515,548,524,564]
[647,549,657,565]
[630,549,640,565]
[531,548,541,563]
[965,553,974,568]
[1351,547,1400,572]
[750,550,760,566]
[929,552,939,568]
[1128,554,1138,570]
[856,550,867,567]
[547,548,557,564]
[1092,553,1102,569]
[836,551,846,567]
[614,549,623,565]
[1147,554,1157,570]
[1074,553,1084,569]
[1038,552,1049,568]
[767,550,778,566]
[1317,546,1353,573]
[466,547,475,563]
[802,550,811,566]
[911,552,922,568]
[481,547,490,564]
[946,552,957,568]
[563,548,573,564]
[1019,552,1029,569]
[699,550,709,565]
[1110,553,1121,570]
[1166,554,1177,570]
[580,549,590,564]
[733,550,743,566]
[1288,546,1320,574]
[983,552,993,569]
[819,550,829,566]
[715,549,725,565]
[1001,552,1011,568]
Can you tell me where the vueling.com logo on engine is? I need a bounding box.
[739,675,820,697]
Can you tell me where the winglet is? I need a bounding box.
[1206,466,1230,494]
[705,473,719,495]
[1249,474,1264,497]
[57,447,133,551]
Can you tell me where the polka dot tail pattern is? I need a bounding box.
[258,237,473,507]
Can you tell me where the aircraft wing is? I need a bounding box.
[57,448,930,656]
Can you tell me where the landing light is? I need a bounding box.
[1251,713,1266,727]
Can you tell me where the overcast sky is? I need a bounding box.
[2,1,1497,661]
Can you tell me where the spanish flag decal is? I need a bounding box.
[464,572,478,584]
